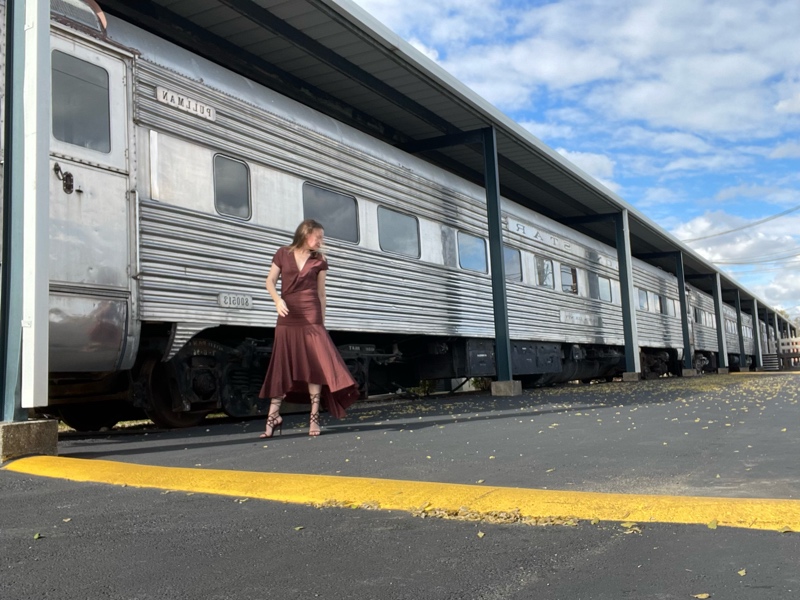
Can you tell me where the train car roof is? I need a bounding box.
[95,0,779,316]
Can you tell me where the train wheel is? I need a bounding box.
[142,358,208,429]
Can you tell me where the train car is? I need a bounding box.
[0,2,766,430]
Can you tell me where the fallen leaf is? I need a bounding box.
[737,569,746,576]
[779,526,794,533]
[294,526,304,531]
[33,533,42,540]
[707,520,718,530]
[477,531,485,538]
[476,479,485,484]
[691,594,710,599]
[62,518,71,523]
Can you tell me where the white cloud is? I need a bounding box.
[407,38,439,62]
[775,93,800,114]
[662,154,751,173]
[555,148,619,192]
[519,120,574,141]
[770,142,800,159]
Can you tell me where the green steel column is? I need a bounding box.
[734,289,745,367]
[752,300,763,369]
[613,210,640,374]
[482,127,512,381]
[1,0,26,422]
[711,273,728,368]
[675,253,694,370]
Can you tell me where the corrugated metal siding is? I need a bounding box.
[689,287,719,352]
[632,265,683,349]
[133,59,628,346]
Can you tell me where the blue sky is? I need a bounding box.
[351,0,800,319]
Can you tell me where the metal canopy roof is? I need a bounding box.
[98,0,775,311]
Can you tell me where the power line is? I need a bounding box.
[713,251,800,265]
[681,203,800,243]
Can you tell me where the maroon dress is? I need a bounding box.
[259,247,359,418]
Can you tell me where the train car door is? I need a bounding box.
[49,33,135,372]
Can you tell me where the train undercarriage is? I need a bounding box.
[45,323,737,431]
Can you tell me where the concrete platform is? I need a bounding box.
[0,419,58,463]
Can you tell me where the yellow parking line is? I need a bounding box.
[5,455,800,532]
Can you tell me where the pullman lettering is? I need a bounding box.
[156,86,217,122]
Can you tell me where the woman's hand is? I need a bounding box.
[275,298,289,317]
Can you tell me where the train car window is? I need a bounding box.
[377,206,420,258]
[694,307,702,324]
[647,291,661,314]
[663,297,675,317]
[535,256,554,288]
[588,272,612,302]
[637,288,648,311]
[213,155,251,219]
[503,246,522,281]
[560,265,578,294]
[303,183,359,243]
[457,231,487,273]
[51,51,110,153]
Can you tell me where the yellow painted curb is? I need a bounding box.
[5,456,800,532]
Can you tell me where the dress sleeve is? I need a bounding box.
[271,247,284,270]
[318,256,329,272]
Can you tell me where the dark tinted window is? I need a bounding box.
[214,155,251,219]
[52,51,110,152]
[504,246,522,281]
[457,231,487,273]
[303,183,358,243]
[377,207,419,257]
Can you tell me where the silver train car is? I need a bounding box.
[2,3,765,430]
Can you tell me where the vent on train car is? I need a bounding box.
[51,0,106,33]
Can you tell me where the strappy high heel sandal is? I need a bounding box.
[259,413,283,438]
[309,394,322,437]
[259,398,283,438]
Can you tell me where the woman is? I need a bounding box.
[258,219,359,437]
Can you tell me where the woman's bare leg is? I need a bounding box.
[308,383,322,436]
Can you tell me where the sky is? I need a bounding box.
[350,0,800,320]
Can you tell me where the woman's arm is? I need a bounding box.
[317,270,327,323]
[266,263,289,317]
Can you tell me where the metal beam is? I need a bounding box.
[734,289,746,368]
[711,273,728,369]
[562,213,617,226]
[482,127,512,381]
[401,127,512,380]
[751,299,763,369]
[674,253,694,370]
[614,210,640,374]
[398,131,484,153]
[1,0,26,422]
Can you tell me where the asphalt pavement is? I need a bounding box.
[3,372,800,599]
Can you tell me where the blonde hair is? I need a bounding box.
[288,219,325,258]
